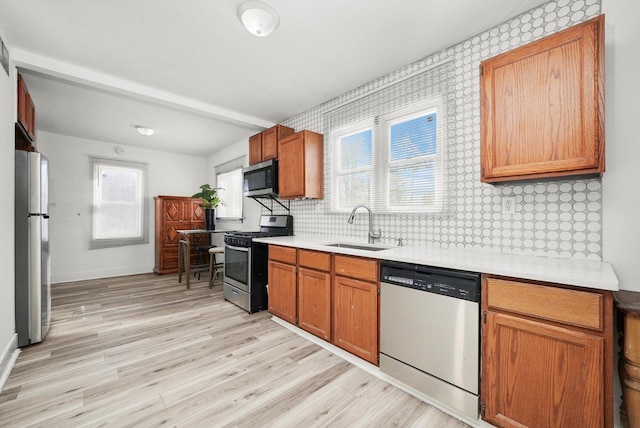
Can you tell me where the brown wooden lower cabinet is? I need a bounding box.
[332,275,378,365]
[297,249,332,341]
[266,246,615,424]
[267,246,379,365]
[482,274,613,428]
[298,267,331,341]
[267,259,297,325]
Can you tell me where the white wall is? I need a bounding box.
[206,137,263,245]
[0,26,18,389]
[37,131,207,283]
[602,0,640,292]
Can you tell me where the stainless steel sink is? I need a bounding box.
[325,243,391,251]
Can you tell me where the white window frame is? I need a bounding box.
[330,97,445,214]
[90,157,149,249]
[214,156,245,222]
[330,119,376,212]
[379,98,444,212]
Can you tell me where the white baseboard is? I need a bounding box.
[51,266,154,284]
[270,316,489,428]
[0,334,20,393]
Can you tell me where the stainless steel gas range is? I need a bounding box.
[223,215,293,313]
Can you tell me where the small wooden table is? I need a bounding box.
[176,229,235,286]
[615,290,640,428]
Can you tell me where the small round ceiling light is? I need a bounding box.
[238,1,280,37]
[135,125,154,136]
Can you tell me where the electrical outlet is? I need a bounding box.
[502,196,516,215]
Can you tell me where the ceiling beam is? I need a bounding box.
[11,48,274,130]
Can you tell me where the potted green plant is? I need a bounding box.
[192,184,223,230]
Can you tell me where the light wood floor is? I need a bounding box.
[0,273,469,427]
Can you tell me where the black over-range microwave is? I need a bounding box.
[243,159,278,197]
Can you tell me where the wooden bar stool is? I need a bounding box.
[209,247,224,288]
[178,239,209,289]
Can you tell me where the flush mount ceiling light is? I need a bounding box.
[135,125,154,136]
[237,1,280,37]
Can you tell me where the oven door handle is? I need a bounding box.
[225,244,250,252]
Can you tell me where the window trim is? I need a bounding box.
[380,98,444,213]
[89,156,149,250]
[214,156,245,222]
[329,97,445,214]
[330,118,375,212]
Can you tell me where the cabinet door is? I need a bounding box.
[189,199,205,225]
[298,268,331,340]
[17,74,35,141]
[278,133,306,198]
[482,311,604,428]
[158,199,184,272]
[163,199,184,241]
[333,276,378,365]
[267,260,297,324]
[480,16,604,183]
[249,133,263,165]
[17,75,28,129]
[26,96,35,140]
[262,126,279,161]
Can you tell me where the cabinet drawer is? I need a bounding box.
[334,255,378,282]
[486,276,603,331]
[298,249,331,272]
[269,245,296,264]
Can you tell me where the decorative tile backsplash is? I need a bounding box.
[267,0,603,261]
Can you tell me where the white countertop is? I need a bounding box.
[254,235,619,291]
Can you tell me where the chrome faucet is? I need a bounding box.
[347,204,381,244]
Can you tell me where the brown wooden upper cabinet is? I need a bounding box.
[278,130,323,199]
[248,124,295,165]
[17,73,36,142]
[248,133,262,165]
[480,15,604,183]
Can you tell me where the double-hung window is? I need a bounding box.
[383,100,443,212]
[214,157,244,221]
[332,121,374,210]
[90,157,148,249]
[331,98,444,213]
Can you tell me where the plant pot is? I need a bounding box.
[205,208,215,230]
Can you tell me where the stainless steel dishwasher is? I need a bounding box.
[379,261,480,419]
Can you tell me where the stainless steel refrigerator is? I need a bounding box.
[15,150,51,347]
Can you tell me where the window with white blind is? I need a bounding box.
[90,157,148,249]
[331,98,444,213]
[215,157,244,221]
[333,121,374,209]
[216,168,243,219]
[383,101,443,212]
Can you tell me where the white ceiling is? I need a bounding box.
[0,0,548,157]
